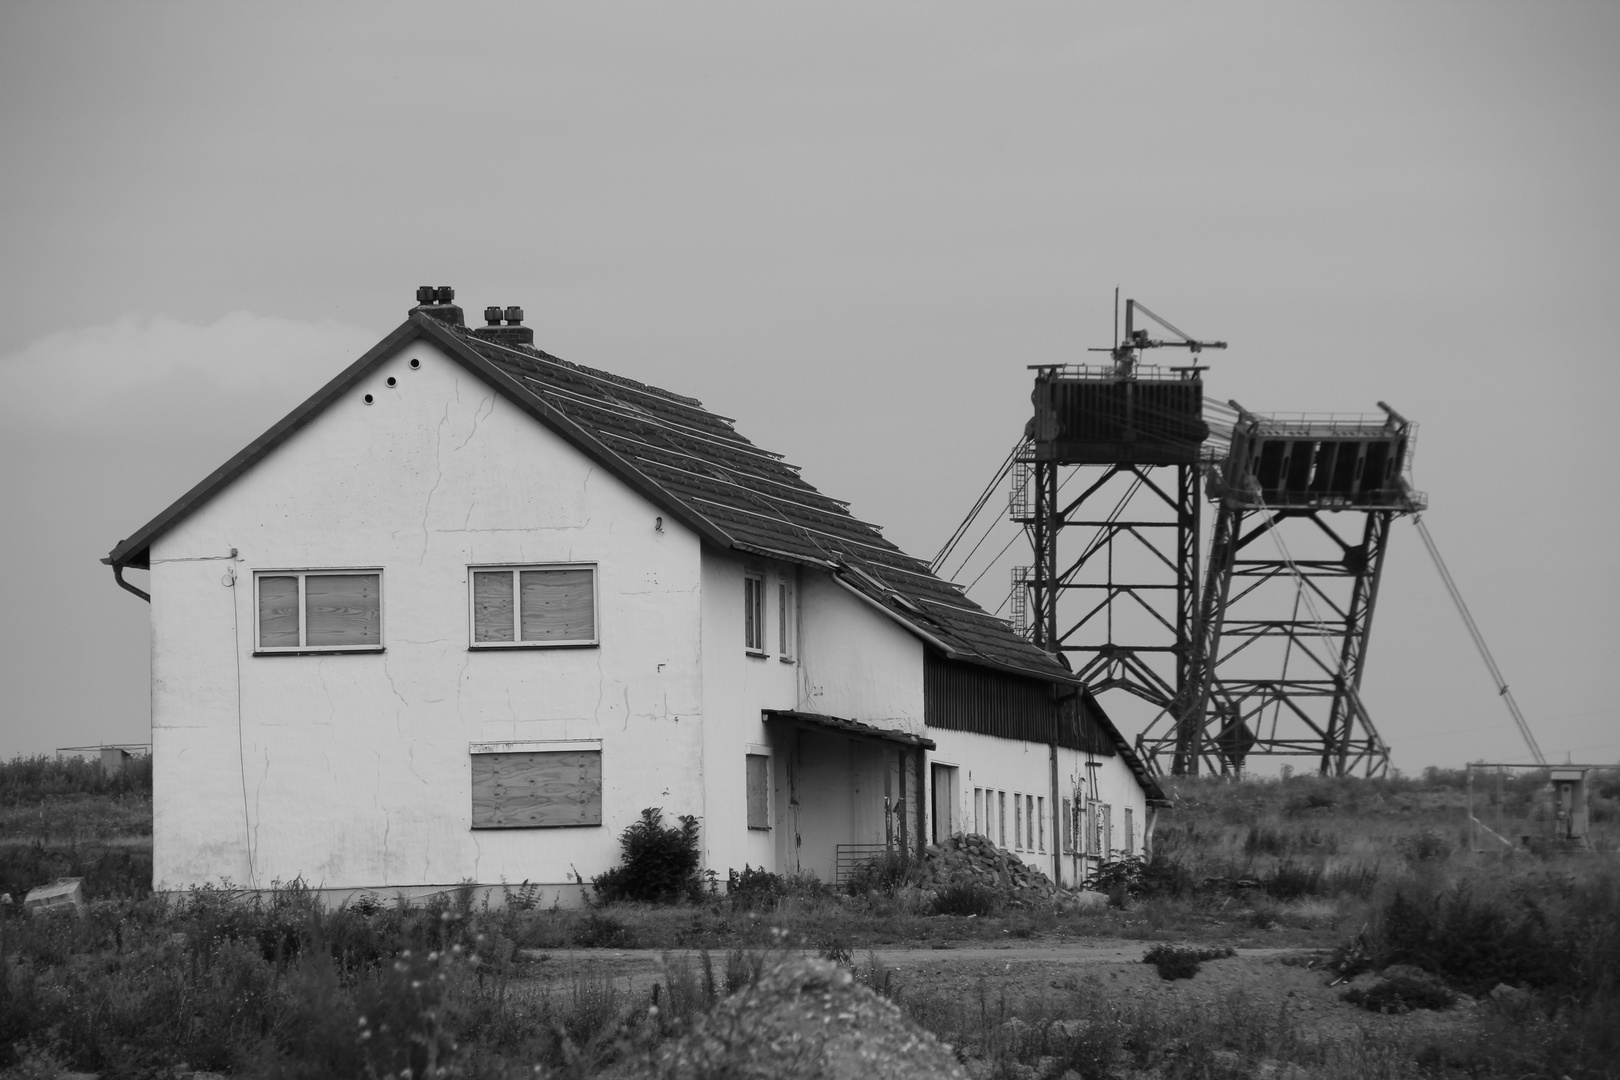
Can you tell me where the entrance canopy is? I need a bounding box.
[762,709,935,750]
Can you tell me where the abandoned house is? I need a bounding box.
[105,287,1166,904]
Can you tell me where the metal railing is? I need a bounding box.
[833,843,895,887]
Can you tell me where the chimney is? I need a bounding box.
[471,304,535,347]
[409,285,464,326]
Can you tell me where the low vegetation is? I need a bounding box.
[1,757,1617,1077]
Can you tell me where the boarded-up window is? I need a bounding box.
[1061,797,1073,853]
[255,570,381,651]
[746,754,770,829]
[1037,796,1045,852]
[1123,808,1134,855]
[998,791,1007,846]
[744,571,765,653]
[1013,793,1023,849]
[470,565,596,647]
[471,750,602,828]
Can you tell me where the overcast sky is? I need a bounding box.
[2,1,1616,772]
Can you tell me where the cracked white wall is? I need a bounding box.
[148,341,704,895]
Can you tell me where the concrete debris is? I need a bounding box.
[24,877,85,917]
[913,833,1075,908]
[647,956,968,1079]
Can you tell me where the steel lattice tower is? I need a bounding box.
[1177,403,1426,776]
[1011,300,1220,775]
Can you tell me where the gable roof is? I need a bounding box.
[106,312,1073,687]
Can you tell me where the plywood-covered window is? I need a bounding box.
[254,570,382,652]
[1037,796,1046,852]
[1061,797,1073,853]
[470,748,602,828]
[470,565,597,647]
[743,570,765,654]
[745,754,770,830]
[1013,793,1023,849]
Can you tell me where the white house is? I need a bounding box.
[106,287,1165,904]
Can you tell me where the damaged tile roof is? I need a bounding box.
[457,327,1078,686]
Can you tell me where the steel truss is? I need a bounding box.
[1014,457,1201,768]
[1173,506,1394,776]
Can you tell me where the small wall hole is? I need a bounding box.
[409,358,422,369]
[386,376,397,387]
[364,394,374,405]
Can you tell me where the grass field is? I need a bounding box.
[2,756,1616,1079]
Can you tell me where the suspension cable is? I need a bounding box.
[1412,514,1546,765]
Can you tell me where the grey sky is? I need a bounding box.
[2,2,1616,770]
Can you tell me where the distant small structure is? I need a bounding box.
[1466,763,1603,851]
[55,743,151,773]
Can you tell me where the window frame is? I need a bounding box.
[467,562,599,649]
[777,571,796,662]
[743,569,766,655]
[252,568,384,655]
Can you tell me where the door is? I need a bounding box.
[930,763,959,844]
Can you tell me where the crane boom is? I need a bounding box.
[1412,515,1546,765]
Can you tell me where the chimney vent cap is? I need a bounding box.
[504,306,525,325]
[484,306,503,326]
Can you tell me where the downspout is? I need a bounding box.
[1051,683,1064,886]
[105,559,151,603]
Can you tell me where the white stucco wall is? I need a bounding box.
[927,728,1148,887]
[147,341,705,898]
[796,574,925,732]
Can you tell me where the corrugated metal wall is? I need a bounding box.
[923,654,1115,756]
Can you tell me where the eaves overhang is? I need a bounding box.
[763,709,936,750]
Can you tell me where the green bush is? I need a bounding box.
[1141,944,1234,980]
[842,850,915,896]
[726,865,785,910]
[0,753,152,805]
[1342,974,1454,1013]
[1377,886,1563,995]
[931,881,1002,917]
[592,807,704,904]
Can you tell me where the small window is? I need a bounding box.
[1037,796,1046,852]
[974,788,985,835]
[1027,795,1037,851]
[470,749,601,828]
[1061,797,1073,853]
[997,791,1007,847]
[777,576,796,660]
[470,565,597,647]
[746,754,770,830]
[743,570,765,654]
[255,570,382,652]
[1123,807,1135,856]
[1014,793,1023,849]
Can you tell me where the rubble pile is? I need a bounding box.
[914,832,1062,907]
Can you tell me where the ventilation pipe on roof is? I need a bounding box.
[471,303,535,347]
[410,285,464,327]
